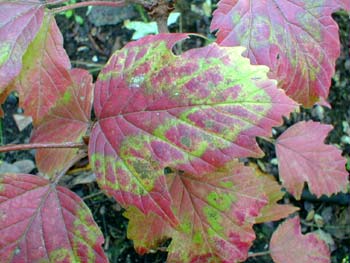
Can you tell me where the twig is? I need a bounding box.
[51,0,126,14]
[0,142,86,153]
[83,190,104,200]
[248,251,271,258]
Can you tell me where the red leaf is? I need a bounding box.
[125,161,268,263]
[89,34,297,224]
[31,69,93,177]
[211,0,348,107]
[0,174,108,263]
[0,1,44,91]
[270,216,330,263]
[276,121,348,199]
[16,14,72,126]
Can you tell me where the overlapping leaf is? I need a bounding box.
[16,13,72,126]
[211,0,350,106]
[270,216,330,263]
[0,173,108,263]
[276,121,348,199]
[253,167,298,224]
[31,68,93,177]
[125,161,268,263]
[89,33,297,224]
[0,0,44,91]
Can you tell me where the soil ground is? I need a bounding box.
[1,1,349,262]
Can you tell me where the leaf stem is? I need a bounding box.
[50,0,126,14]
[248,250,271,258]
[0,142,86,153]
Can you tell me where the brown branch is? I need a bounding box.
[128,0,174,33]
[0,142,86,153]
[51,0,126,14]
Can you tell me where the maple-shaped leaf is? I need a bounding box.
[253,167,299,224]
[211,0,349,107]
[0,1,44,92]
[0,173,108,263]
[30,68,93,177]
[276,121,348,199]
[89,33,297,225]
[124,161,268,263]
[16,13,72,126]
[270,216,330,263]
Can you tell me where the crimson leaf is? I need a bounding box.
[276,121,348,199]
[211,0,350,106]
[0,174,108,262]
[89,34,297,225]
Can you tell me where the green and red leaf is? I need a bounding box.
[253,168,299,224]
[31,68,93,177]
[270,216,330,263]
[89,34,297,224]
[211,0,349,106]
[16,13,72,126]
[0,0,44,91]
[276,121,349,199]
[0,173,108,263]
[125,161,268,263]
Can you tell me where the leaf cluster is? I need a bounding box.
[0,0,349,262]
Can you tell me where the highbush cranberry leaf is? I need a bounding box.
[89,34,297,225]
[31,68,93,177]
[0,0,44,91]
[270,216,330,263]
[0,173,108,263]
[124,161,268,263]
[16,13,72,126]
[211,0,349,107]
[276,121,349,199]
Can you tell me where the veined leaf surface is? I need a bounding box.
[31,69,93,177]
[270,216,330,263]
[211,0,350,106]
[0,174,108,263]
[89,34,297,224]
[0,0,44,91]
[125,161,268,263]
[276,121,348,199]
